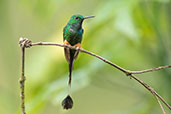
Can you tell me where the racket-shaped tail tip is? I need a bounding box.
[62,95,73,110]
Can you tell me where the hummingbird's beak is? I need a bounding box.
[84,16,95,19]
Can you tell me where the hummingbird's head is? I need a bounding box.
[70,14,84,24]
[68,14,94,29]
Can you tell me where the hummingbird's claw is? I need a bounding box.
[75,46,80,50]
[74,43,81,50]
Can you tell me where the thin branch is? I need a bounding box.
[19,38,27,114]
[153,93,166,114]
[128,65,171,74]
[131,76,168,114]
[131,75,171,111]
[31,42,129,73]
[153,89,171,110]
[19,38,171,112]
[31,42,171,75]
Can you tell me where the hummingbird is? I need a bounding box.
[62,14,94,109]
[63,14,94,87]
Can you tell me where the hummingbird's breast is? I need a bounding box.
[63,23,83,46]
[68,27,82,46]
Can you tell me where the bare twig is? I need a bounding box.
[128,65,171,74]
[31,42,171,75]
[131,75,171,111]
[153,93,166,114]
[31,42,129,73]
[19,38,27,114]
[19,38,171,113]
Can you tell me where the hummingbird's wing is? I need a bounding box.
[63,25,67,41]
[64,45,79,63]
[64,48,70,63]
[73,51,79,59]
[63,26,70,63]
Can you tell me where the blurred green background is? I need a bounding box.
[0,0,171,114]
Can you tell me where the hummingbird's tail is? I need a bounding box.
[68,50,74,86]
[68,59,73,86]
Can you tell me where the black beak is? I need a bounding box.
[84,16,95,19]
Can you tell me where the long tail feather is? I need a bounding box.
[68,49,74,86]
[68,59,73,86]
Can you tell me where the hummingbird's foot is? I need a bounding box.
[64,40,71,46]
[74,43,81,50]
[75,46,80,50]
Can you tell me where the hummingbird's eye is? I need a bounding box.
[75,17,79,20]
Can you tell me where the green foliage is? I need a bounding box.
[0,0,170,114]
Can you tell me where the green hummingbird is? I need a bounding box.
[63,14,94,87]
